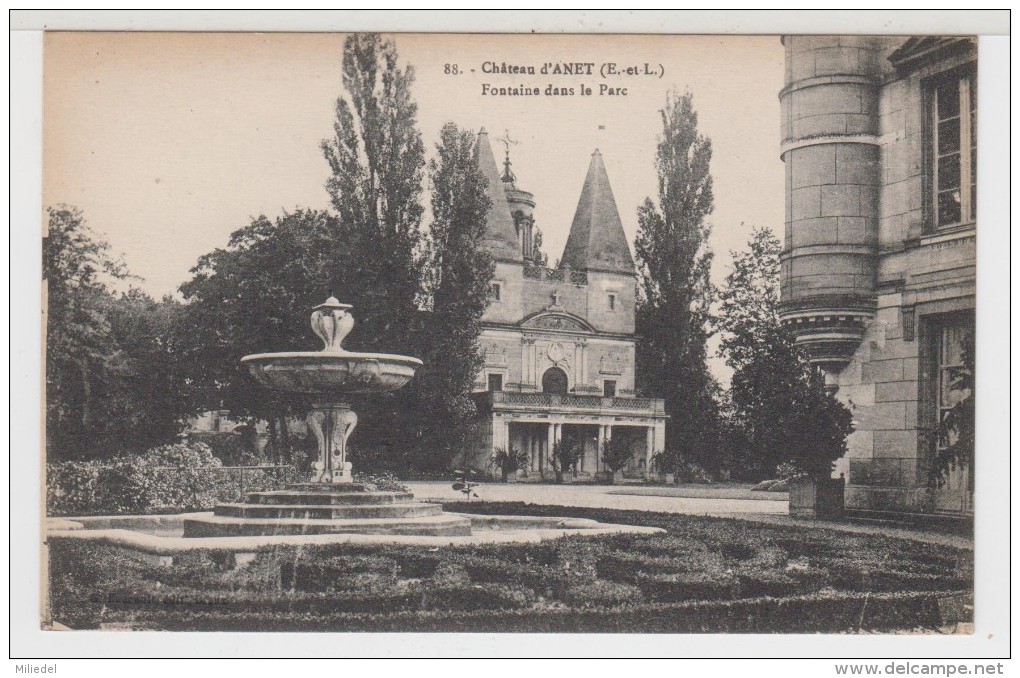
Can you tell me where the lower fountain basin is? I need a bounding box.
[241,351,423,396]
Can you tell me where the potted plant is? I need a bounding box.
[600,437,632,484]
[649,450,675,484]
[550,440,583,484]
[490,446,528,483]
[788,473,846,519]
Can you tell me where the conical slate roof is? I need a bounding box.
[475,129,522,262]
[560,150,635,275]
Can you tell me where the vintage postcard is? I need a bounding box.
[12,11,1010,665]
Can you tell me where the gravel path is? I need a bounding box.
[405,480,974,550]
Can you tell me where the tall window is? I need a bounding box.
[930,70,976,228]
[602,380,617,397]
[921,311,974,488]
[935,322,971,445]
[487,373,503,392]
[490,282,501,301]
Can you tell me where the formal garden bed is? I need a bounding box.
[48,502,972,633]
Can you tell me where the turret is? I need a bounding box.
[778,36,883,387]
[500,147,538,261]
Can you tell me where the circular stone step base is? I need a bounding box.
[182,513,472,538]
[285,483,376,492]
[246,490,415,506]
[212,502,443,520]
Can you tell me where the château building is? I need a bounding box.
[779,36,976,515]
[465,130,667,478]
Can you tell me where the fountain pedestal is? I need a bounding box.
[307,403,357,483]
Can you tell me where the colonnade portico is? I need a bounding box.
[483,392,668,478]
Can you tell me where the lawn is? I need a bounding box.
[47,502,972,633]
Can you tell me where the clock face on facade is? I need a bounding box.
[547,342,565,363]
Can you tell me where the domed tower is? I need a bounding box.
[778,36,884,388]
[498,138,539,261]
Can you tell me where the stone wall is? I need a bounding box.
[798,37,977,514]
[477,328,635,394]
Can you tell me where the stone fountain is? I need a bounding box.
[181,298,472,538]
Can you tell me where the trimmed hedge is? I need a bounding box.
[64,591,952,633]
[48,502,973,632]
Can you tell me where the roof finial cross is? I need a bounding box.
[496,129,518,184]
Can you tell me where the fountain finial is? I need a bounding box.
[311,297,354,353]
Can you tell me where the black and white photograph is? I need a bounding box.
[11,10,1010,668]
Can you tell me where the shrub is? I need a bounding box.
[563,580,644,608]
[353,471,409,493]
[282,555,399,592]
[47,502,973,633]
[601,438,633,475]
[550,440,583,483]
[750,478,791,492]
[45,441,279,516]
[596,552,689,583]
[634,572,741,603]
[736,566,830,598]
[46,462,101,516]
[460,555,573,598]
[490,446,529,482]
[420,583,534,612]
[648,451,713,483]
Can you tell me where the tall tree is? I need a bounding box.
[716,227,853,480]
[177,209,338,461]
[44,206,188,459]
[320,33,426,356]
[634,91,721,473]
[104,289,192,451]
[412,123,495,469]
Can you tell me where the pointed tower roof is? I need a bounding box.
[475,128,522,262]
[560,149,635,275]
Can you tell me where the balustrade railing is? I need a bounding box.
[521,264,588,285]
[486,391,662,413]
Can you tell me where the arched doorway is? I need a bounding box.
[542,367,568,395]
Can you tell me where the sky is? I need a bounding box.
[44,32,785,301]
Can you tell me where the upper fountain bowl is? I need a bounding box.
[240,297,422,397]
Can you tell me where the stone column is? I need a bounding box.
[492,414,505,455]
[580,341,589,385]
[529,341,539,388]
[604,424,614,471]
[645,425,656,477]
[534,430,542,473]
[652,420,666,472]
